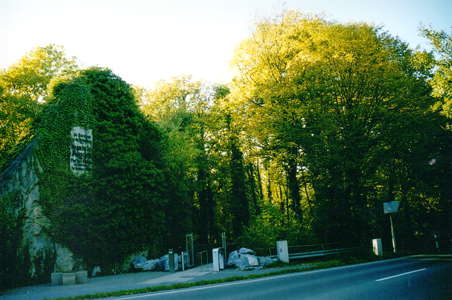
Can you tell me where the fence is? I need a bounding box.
[186,234,364,267]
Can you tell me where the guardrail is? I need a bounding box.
[269,246,359,260]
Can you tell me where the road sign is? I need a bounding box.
[383,201,400,214]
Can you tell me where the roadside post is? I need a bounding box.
[185,233,194,267]
[168,249,175,272]
[212,248,220,271]
[372,238,383,256]
[221,232,227,259]
[277,240,289,263]
[181,251,185,271]
[383,201,400,254]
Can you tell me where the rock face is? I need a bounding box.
[0,140,79,281]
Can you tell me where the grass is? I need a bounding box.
[45,256,381,300]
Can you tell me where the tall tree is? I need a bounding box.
[0,45,78,170]
[142,76,216,246]
[0,44,78,101]
[420,27,451,126]
[230,11,440,246]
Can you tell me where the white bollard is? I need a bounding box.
[372,238,383,257]
[277,240,289,263]
[212,248,220,271]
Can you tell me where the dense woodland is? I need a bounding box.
[1,12,451,277]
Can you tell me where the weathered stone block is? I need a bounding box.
[75,270,88,284]
[55,245,75,272]
[51,272,62,285]
[62,273,76,285]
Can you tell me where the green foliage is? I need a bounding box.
[1,14,450,285]
[0,92,38,171]
[0,44,78,101]
[230,10,449,248]
[0,44,78,172]
[0,192,29,291]
[420,27,452,124]
[239,204,307,250]
[37,68,167,270]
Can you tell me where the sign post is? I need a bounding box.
[221,232,227,259]
[383,201,400,254]
[185,233,194,267]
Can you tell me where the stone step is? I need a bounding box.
[51,270,88,285]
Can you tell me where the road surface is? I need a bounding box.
[109,256,452,300]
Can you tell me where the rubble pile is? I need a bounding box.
[227,248,275,270]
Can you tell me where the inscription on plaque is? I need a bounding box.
[70,126,93,175]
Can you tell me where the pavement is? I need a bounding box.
[108,255,452,300]
[1,262,310,300]
[2,256,450,300]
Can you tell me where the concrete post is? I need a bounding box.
[277,240,289,263]
[372,238,383,256]
[219,249,225,270]
[212,248,220,272]
[168,249,175,272]
[181,251,185,271]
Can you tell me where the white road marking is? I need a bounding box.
[115,271,309,299]
[375,268,426,282]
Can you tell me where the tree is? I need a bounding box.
[230,11,441,246]
[420,27,451,126]
[0,45,78,170]
[0,90,38,170]
[0,44,78,101]
[142,76,216,246]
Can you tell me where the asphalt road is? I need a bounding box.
[110,256,452,300]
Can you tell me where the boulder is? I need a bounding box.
[243,254,259,266]
[137,259,161,271]
[228,248,274,269]
[258,256,274,266]
[131,256,147,269]
[239,247,255,255]
[122,251,148,272]
[91,266,101,277]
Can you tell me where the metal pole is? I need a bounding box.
[390,214,397,254]
[181,251,185,271]
[221,232,227,259]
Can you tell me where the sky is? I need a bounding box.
[1,0,451,88]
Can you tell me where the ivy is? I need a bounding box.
[35,68,167,271]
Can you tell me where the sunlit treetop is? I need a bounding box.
[0,44,78,102]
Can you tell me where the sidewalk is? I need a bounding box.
[2,257,415,300]
[2,264,302,300]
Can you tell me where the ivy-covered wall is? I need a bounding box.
[0,140,58,290]
[1,68,169,289]
[36,68,168,271]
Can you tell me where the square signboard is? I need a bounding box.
[383,201,400,214]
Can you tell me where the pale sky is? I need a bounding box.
[2,0,451,88]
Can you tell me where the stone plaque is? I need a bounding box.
[70,126,93,175]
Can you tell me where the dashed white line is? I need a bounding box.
[375,268,426,282]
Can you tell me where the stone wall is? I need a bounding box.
[0,140,79,282]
